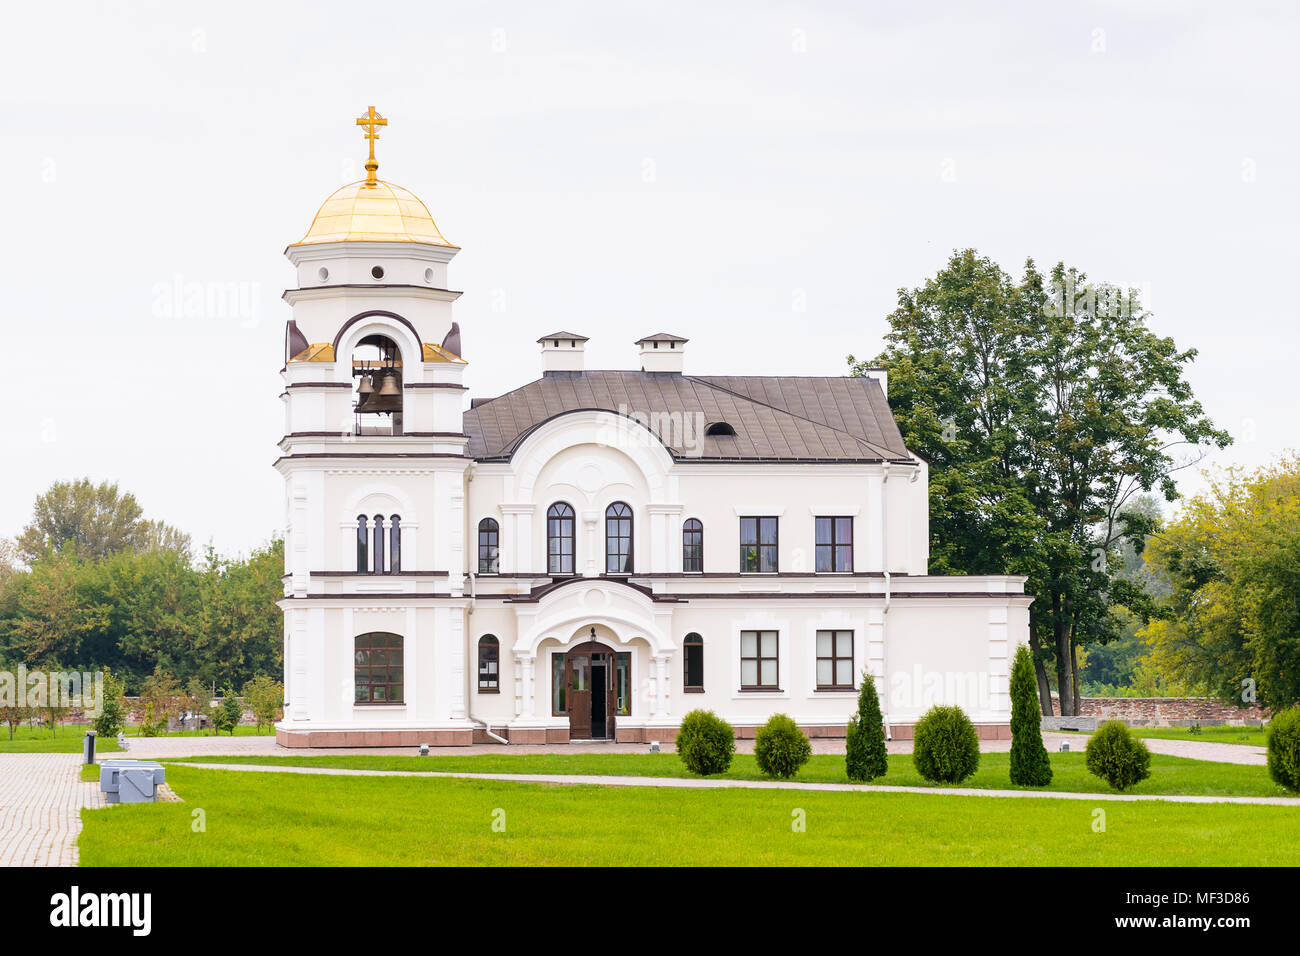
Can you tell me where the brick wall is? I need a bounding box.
[1052,695,1268,725]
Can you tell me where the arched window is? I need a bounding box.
[682,518,703,573]
[478,518,500,574]
[354,632,403,703]
[705,421,736,437]
[372,515,385,574]
[684,633,704,691]
[478,635,500,692]
[547,503,575,575]
[389,515,401,574]
[605,502,633,573]
[356,514,369,572]
[352,334,404,436]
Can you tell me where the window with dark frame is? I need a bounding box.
[551,653,566,714]
[815,516,853,572]
[547,502,575,574]
[356,514,368,573]
[739,516,779,573]
[683,633,704,690]
[740,630,779,689]
[354,632,403,703]
[389,515,401,573]
[682,518,703,573]
[478,635,499,692]
[605,502,633,573]
[478,517,500,574]
[816,630,854,690]
[372,514,385,574]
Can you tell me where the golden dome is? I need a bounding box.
[292,179,456,247]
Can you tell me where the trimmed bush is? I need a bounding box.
[912,705,980,783]
[676,709,736,776]
[1008,644,1052,786]
[754,713,812,779]
[846,674,889,782]
[1266,706,1300,793]
[1085,720,1151,791]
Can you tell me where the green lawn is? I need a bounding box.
[0,723,273,753]
[0,724,123,754]
[78,764,1300,866]
[1123,726,1268,746]
[165,750,1296,799]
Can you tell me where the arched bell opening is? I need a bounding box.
[352,333,404,435]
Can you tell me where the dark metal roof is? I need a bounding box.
[462,371,913,462]
[635,332,689,344]
[537,331,589,342]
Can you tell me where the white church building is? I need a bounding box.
[274,109,1032,748]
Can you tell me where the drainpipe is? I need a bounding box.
[881,463,892,740]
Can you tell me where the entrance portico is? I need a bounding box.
[506,580,676,744]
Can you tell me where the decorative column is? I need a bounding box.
[651,654,672,717]
[582,510,599,577]
[514,652,536,719]
[987,606,1009,719]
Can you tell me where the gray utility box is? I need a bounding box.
[99,760,166,804]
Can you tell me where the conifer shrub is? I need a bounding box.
[1008,644,1052,786]
[1266,707,1300,793]
[845,674,889,782]
[676,709,736,776]
[754,713,812,779]
[1085,720,1152,791]
[912,705,980,784]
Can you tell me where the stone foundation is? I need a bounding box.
[275,728,474,748]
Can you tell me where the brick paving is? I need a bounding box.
[0,754,105,867]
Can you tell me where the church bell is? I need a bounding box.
[363,371,403,413]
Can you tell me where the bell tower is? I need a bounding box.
[275,108,475,747]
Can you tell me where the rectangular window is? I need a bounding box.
[739,517,779,573]
[684,638,704,690]
[354,633,404,703]
[616,652,631,715]
[740,630,779,690]
[816,630,854,690]
[551,653,566,715]
[815,517,853,572]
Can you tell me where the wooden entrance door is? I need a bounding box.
[566,641,616,740]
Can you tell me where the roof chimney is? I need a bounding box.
[538,331,587,374]
[636,333,687,373]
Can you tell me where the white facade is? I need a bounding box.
[275,169,1032,748]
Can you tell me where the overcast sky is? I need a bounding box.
[2,1,1296,557]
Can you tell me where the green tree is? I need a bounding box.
[1009,644,1052,785]
[213,690,242,736]
[845,673,888,781]
[140,670,184,733]
[852,250,1229,715]
[92,667,127,738]
[185,677,213,731]
[242,675,284,730]
[16,478,146,562]
[1142,457,1300,709]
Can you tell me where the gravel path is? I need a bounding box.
[176,760,1300,807]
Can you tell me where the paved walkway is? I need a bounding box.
[178,761,1300,807]
[0,755,104,867]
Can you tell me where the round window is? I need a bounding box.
[317,267,329,282]
[371,265,385,280]
[424,267,434,283]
